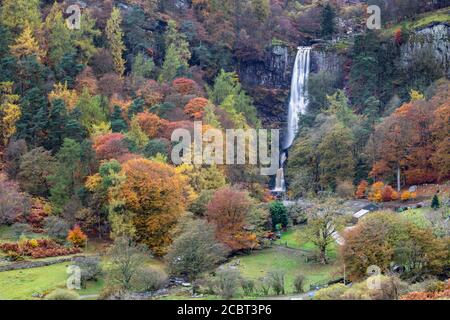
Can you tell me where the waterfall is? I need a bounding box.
[272,47,311,193]
[284,47,311,150]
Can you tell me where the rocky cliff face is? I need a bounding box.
[400,23,450,76]
[238,46,297,129]
[310,49,346,77]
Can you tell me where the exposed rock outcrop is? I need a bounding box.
[400,23,450,76]
[238,46,297,127]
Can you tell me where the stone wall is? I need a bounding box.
[0,256,81,272]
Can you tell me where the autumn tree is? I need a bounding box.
[173,78,198,95]
[0,0,41,35]
[48,83,78,111]
[0,82,21,147]
[116,159,187,256]
[134,111,163,139]
[67,225,88,247]
[10,24,44,61]
[341,211,449,281]
[0,173,30,225]
[107,237,150,292]
[166,219,227,281]
[18,147,56,196]
[44,2,74,66]
[299,201,342,265]
[93,133,129,161]
[184,97,209,120]
[106,7,126,77]
[206,187,257,252]
[317,122,355,189]
[251,0,270,22]
[355,180,369,199]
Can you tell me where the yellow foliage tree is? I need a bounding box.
[10,24,44,61]
[48,83,79,111]
[106,8,126,77]
[0,82,21,146]
[116,159,188,256]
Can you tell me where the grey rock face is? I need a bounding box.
[400,23,450,76]
[239,46,295,89]
[310,50,346,78]
[238,46,297,127]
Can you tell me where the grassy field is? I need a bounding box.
[225,247,341,294]
[0,262,109,300]
[274,226,338,259]
[0,263,69,300]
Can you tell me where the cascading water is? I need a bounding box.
[272,47,311,193]
[284,47,311,150]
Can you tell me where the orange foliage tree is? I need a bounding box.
[367,81,449,188]
[381,185,399,202]
[172,78,198,95]
[67,226,88,247]
[184,97,209,120]
[206,187,258,252]
[135,111,163,139]
[93,133,129,161]
[136,80,164,107]
[355,180,368,199]
[117,159,188,256]
[394,28,402,45]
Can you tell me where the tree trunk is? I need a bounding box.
[397,165,401,192]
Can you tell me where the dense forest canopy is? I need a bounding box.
[0,0,449,301]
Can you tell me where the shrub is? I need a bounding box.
[431,195,441,210]
[10,223,31,240]
[294,274,306,294]
[336,180,354,198]
[269,201,289,230]
[133,267,168,292]
[28,239,39,248]
[368,182,384,202]
[44,216,70,240]
[381,185,399,202]
[73,256,103,285]
[268,270,285,295]
[258,277,271,296]
[0,239,81,259]
[355,180,369,199]
[166,220,227,281]
[67,226,87,247]
[0,173,29,225]
[45,289,80,300]
[401,191,416,201]
[216,269,240,300]
[314,283,348,300]
[5,251,24,261]
[241,278,255,296]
